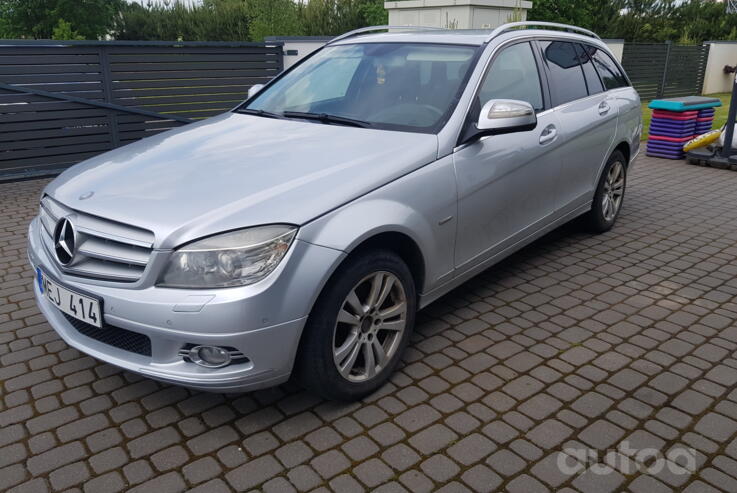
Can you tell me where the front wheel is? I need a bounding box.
[582,150,627,233]
[296,249,416,401]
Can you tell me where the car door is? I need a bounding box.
[453,41,564,271]
[538,40,619,214]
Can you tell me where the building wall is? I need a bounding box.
[702,42,737,95]
[265,37,333,70]
[384,1,532,29]
[387,6,526,28]
[603,40,624,63]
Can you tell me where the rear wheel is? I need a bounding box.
[582,150,627,233]
[297,249,416,401]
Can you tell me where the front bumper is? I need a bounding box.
[28,217,345,392]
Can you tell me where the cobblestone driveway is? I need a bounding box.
[2,155,737,493]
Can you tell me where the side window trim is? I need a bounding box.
[582,44,608,93]
[530,39,552,111]
[574,42,604,96]
[472,40,548,115]
[581,42,631,90]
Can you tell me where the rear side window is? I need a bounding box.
[588,47,628,90]
[477,42,543,111]
[540,41,588,106]
[575,43,604,95]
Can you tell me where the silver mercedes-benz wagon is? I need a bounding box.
[28,22,641,400]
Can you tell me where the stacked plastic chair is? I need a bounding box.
[646,96,722,160]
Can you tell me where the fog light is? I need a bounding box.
[189,345,231,368]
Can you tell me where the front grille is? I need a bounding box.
[39,196,154,283]
[62,313,152,357]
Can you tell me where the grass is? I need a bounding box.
[640,92,731,141]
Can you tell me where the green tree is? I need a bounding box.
[244,0,303,41]
[52,18,85,40]
[0,0,123,39]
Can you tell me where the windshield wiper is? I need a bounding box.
[236,108,284,119]
[282,111,372,128]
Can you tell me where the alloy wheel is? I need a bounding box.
[332,271,407,382]
[602,161,625,222]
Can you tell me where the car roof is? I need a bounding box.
[330,28,609,50]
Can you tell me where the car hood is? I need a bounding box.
[46,112,438,249]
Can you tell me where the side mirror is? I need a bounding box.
[248,84,265,99]
[477,99,537,135]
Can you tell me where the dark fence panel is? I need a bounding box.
[622,42,710,100]
[0,40,283,180]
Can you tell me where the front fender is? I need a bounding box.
[298,156,458,294]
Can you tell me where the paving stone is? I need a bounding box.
[399,470,434,492]
[447,433,496,466]
[571,392,614,418]
[408,423,458,455]
[695,413,737,442]
[83,471,126,493]
[578,419,625,449]
[286,464,322,491]
[518,394,563,420]
[127,471,186,493]
[225,455,284,491]
[571,465,625,493]
[502,375,545,400]
[369,421,406,447]
[526,419,573,449]
[420,454,460,482]
[342,435,380,461]
[530,451,576,488]
[354,458,394,488]
[329,474,365,493]
[506,474,550,493]
[460,464,502,493]
[182,457,222,485]
[382,443,420,471]
[275,441,314,468]
[310,449,351,479]
[26,441,86,475]
[486,449,525,477]
[394,404,441,432]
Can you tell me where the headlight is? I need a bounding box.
[158,225,296,288]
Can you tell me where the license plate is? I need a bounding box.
[38,268,102,328]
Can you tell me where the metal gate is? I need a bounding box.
[622,42,710,101]
[0,40,283,181]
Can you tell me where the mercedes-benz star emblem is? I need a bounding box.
[54,218,76,265]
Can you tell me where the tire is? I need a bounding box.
[582,150,627,233]
[296,249,416,401]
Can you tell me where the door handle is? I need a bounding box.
[539,125,557,145]
[598,101,611,115]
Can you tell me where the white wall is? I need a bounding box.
[702,42,737,95]
[265,37,333,70]
[384,0,532,29]
[603,39,624,63]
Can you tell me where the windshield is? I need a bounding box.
[242,43,479,133]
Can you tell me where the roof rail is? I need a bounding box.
[328,25,447,45]
[485,21,601,43]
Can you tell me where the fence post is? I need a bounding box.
[658,40,672,99]
[98,46,120,149]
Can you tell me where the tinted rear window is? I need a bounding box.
[588,47,629,90]
[540,41,588,106]
[575,43,604,95]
